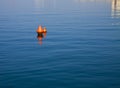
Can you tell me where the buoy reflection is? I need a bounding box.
[36,25,47,45]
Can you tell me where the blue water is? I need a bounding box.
[0,0,120,88]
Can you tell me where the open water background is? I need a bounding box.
[0,0,120,88]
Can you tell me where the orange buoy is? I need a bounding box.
[36,25,47,45]
[36,25,44,33]
[43,27,47,33]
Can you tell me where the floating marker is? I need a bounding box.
[36,25,47,45]
[36,25,47,33]
[36,25,44,33]
[43,27,47,33]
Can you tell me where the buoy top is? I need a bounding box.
[36,25,47,34]
[36,25,43,33]
[43,27,47,33]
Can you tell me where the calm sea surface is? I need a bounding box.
[0,0,120,88]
